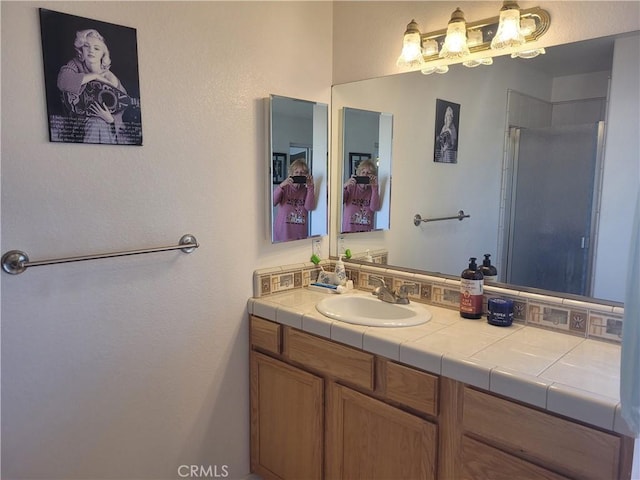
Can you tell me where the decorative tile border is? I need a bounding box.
[588,312,623,342]
[348,248,388,264]
[253,262,325,297]
[527,303,571,331]
[253,260,624,343]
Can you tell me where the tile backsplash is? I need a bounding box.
[253,260,624,343]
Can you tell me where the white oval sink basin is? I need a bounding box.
[316,294,432,327]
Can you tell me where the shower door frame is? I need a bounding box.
[499,122,606,297]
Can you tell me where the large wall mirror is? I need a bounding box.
[269,95,328,243]
[340,107,393,234]
[330,32,639,303]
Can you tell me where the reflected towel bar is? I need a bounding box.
[1,234,199,275]
[414,210,470,226]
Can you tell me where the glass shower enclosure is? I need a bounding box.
[504,122,604,296]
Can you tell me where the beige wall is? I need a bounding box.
[1,1,638,479]
[1,2,331,479]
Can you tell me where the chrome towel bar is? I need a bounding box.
[414,210,470,226]
[1,234,199,275]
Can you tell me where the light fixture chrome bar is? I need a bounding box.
[1,234,199,275]
[414,210,470,226]
[417,6,550,62]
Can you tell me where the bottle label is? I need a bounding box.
[460,279,483,314]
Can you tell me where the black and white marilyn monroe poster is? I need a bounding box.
[39,9,143,145]
[434,99,460,163]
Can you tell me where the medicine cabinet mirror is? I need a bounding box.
[339,107,393,234]
[269,94,328,243]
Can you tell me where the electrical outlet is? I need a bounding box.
[312,238,321,257]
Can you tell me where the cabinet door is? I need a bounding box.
[326,382,437,480]
[250,352,323,480]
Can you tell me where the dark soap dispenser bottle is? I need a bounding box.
[460,257,484,319]
[481,254,498,283]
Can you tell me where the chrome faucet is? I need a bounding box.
[369,276,415,305]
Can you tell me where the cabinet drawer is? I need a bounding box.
[378,359,439,416]
[250,316,281,355]
[463,387,622,480]
[460,435,569,480]
[284,328,374,391]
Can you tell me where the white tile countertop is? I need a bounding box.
[248,288,635,436]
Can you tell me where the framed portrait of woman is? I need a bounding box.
[434,99,460,164]
[39,9,143,146]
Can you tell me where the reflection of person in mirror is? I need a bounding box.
[273,159,316,242]
[342,158,381,233]
[437,106,457,163]
[56,29,126,144]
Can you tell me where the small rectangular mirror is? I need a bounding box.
[269,95,328,243]
[340,107,393,234]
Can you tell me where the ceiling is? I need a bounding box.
[517,35,615,76]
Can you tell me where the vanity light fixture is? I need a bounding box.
[491,1,525,50]
[397,3,550,75]
[511,47,546,59]
[420,38,449,74]
[421,64,449,75]
[439,8,471,59]
[422,38,439,56]
[462,30,494,68]
[509,17,546,58]
[519,16,537,36]
[396,19,425,68]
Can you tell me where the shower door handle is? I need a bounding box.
[581,236,590,249]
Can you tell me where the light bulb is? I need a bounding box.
[491,2,525,50]
[396,19,425,68]
[439,8,470,59]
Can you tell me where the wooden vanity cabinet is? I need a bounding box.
[250,317,323,479]
[440,377,633,480]
[326,382,437,480]
[249,315,634,480]
[459,436,570,480]
[250,352,323,480]
[249,316,438,480]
